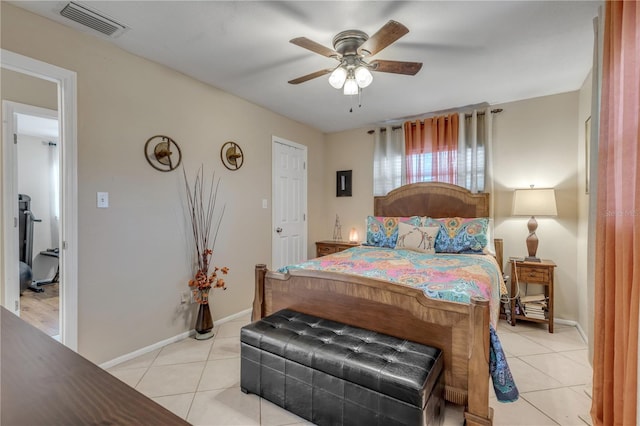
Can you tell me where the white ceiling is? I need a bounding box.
[12,1,601,133]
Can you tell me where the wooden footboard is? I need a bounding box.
[252,265,493,426]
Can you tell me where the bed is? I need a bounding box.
[253,182,504,426]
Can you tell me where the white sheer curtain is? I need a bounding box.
[457,108,493,198]
[373,126,405,196]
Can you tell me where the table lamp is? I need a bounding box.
[512,187,557,262]
[349,227,359,243]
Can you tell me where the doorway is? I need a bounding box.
[11,105,61,337]
[271,136,308,270]
[1,49,78,350]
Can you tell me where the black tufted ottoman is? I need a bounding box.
[241,309,444,425]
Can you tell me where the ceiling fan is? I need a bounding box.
[288,20,423,94]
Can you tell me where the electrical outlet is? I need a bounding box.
[97,192,109,208]
[180,291,189,304]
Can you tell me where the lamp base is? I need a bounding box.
[525,256,541,262]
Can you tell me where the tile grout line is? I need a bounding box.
[133,348,162,389]
[496,322,592,426]
[520,386,592,426]
[186,331,219,422]
[517,393,563,426]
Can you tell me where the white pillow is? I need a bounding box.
[395,223,439,254]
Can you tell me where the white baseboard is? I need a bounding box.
[99,307,252,370]
[555,318,589,345]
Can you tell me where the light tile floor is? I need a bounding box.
[108,314,592,425]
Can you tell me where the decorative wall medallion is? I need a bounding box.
[144,135,182,172]
[220,141,244,171]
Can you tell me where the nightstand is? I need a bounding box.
[509,259,556,333]
[315,240,359,257]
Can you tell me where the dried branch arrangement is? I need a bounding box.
[183,166,228,304]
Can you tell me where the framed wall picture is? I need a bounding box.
[336,170,352,197]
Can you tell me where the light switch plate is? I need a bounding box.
[97,192,109,208]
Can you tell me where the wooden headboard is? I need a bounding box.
[374,182,490,218]
[373,182,502,272]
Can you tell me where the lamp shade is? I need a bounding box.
[354,66,373,88]
[512,188,558,216]
[343,77,358,95]
[329,67,347,89]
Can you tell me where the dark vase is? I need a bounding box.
[195,302,214,340]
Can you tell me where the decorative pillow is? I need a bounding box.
[422,217,489,253]
[395,223,440,254]
[365,216,421,248]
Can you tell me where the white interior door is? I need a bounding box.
[272,137,307,270]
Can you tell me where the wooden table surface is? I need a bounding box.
[0,306,189,425]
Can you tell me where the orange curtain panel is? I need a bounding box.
[591,1,640,425]
[404,114,458,184]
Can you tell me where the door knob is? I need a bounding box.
[276,227,282,233]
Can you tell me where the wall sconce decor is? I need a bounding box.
[336,170,352,197]
[512,186,558,262]
[144,135,182,172]
[220,141,244,171]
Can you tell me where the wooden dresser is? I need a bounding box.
[0,307,189,425]
[315,240,359,257]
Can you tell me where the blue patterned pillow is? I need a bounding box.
[365,216,422,248]
[422,217,489,253]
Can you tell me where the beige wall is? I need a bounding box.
[492,92,580,323]
[325,91,584,324]
[1,3,326,364]
[1,69,58,110]
[323,128,375,243]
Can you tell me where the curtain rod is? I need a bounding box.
[367,108,503,134]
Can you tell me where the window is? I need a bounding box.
[374,109,492,194]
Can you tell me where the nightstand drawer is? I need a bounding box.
[317,245,337,256]
[316,241,359,257]
[517,266,549,284]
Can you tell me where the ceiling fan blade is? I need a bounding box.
[370,60,423,75]
[290,37,339,58]
[358,20,409,57]
[288,69,333,85]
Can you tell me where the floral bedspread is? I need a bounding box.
[278,246,518,402]
[279,246,506,327]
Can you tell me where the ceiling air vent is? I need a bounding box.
[60,2,127,37]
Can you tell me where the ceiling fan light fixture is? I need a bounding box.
[288,20,422,94]
[343,77,359,95]
[328,67,347,89]
[354,66,373,88]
